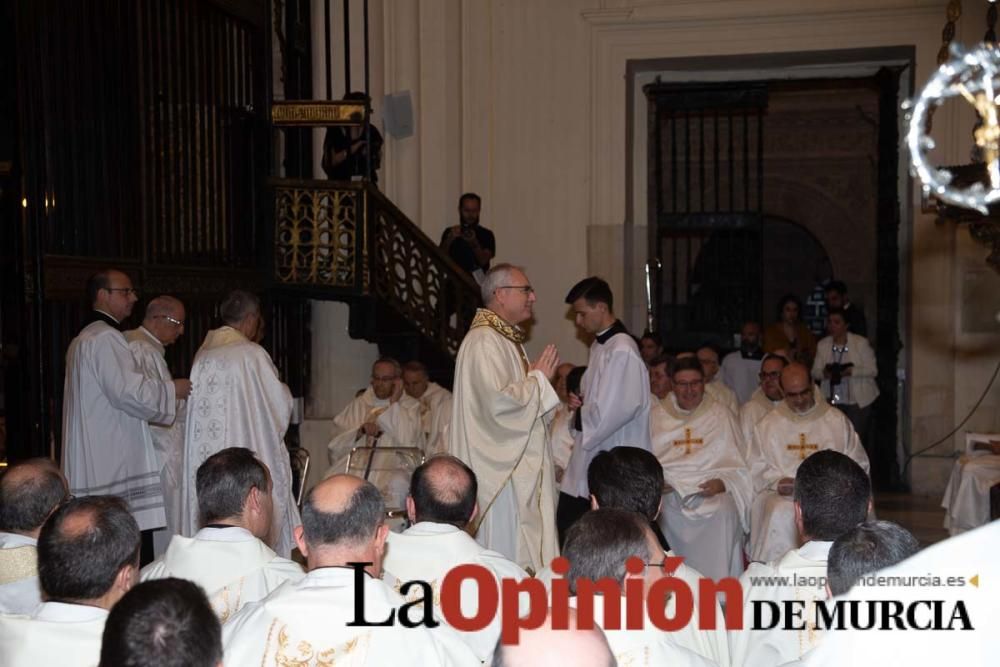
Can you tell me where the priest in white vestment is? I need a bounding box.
[562,509,718,666]
[0,496,140,667]
[730,451,871,667]
[382,455,529,662]
[748,364,869,564]
[124,295,188,552]
[942,433,1000,535]
[0,460,67,615]
[403,360,453,455]
[738,354,787,456]
[449,264,562,573]
[222,475,478,666]
[180,290,300,558]
[63,269,189,532]
[695,346,740,415]
[806,522,1000,666]
[142,448,304,621]
[326,358,426,511]
[651,357,751,583]
[721,322,766,405]
[548,363,577,483]
[559,277,651,540]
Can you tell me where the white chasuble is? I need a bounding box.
[748,389,868,563]
[63,319,176,530]
[651,393,751,582]
[738,389,781,459]
[418,382,453,455]
[730,541,832,667]
[125,326,186,541]
[382,521,528,662]
[326,387,425,510]
[706,379,740,416]
[807,522,1000,666]
[141,526,305,622]
[448,309,561,574]
[942,450,1000,535]
[0,533,40,615]
[0,601,107,667]
[181,326,300,558]
[569,595,719,667]
[221,567,479,666]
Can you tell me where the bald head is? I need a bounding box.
[297,475,386,570]
[781,363,815,414]
[143,295,186,346]
[492,609,615,667]
[0,458,67,537]
[408,456,478,528]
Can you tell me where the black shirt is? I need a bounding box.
[440,225,496,275]
[322,126,384,184]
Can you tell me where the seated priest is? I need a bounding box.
[99,578,222,667]
[222,475,477,665]
[382,455,528,663]
[648,354,672,401]
[748,363,869,564]
[730,450,871,667]
[561,509,717,666]
[941,434,1000,535]
[0,496,140,667]
[326,358,425,510]
[695,346,740,415]
[402,360,453,455]
[0,458,67,614]
[586,446,730,666]
[141,447,304,621]
[738,354,787,457]
[650,356,752,582]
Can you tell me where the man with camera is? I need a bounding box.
[440,192,495,285]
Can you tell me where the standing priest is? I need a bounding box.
[449,264,561,573]
[124,295,188,552]
[63,269,190,560]
[748,362,869,563]
[181,290,300,558]
[650,356,751,582]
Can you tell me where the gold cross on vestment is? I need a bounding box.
[673,428,704,456]
[787,433,819,461]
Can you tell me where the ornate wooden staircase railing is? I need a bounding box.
[270,176,481,375]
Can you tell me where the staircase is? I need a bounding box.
[270,168,481,382]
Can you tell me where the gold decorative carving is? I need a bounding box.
[274,187,359,288]
[271,102,366,127]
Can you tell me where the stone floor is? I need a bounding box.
[873,492,949,547]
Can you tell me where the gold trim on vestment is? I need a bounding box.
[470,308,526,344]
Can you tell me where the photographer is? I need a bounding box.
[811,307,878,458]
[440,192,495,284]
[321,91,384,184]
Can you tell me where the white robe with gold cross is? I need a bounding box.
[748,389,868,563]
[448,309,561,574]
[650,392,751,582]
[221,567,478,666]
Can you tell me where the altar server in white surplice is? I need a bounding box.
[402,360,453,455]
[124,295,188,552]
[383,455,528,663]
[558,277,651,541]
[222,475,478,666]
[748,364,868,564]
[738,354,787,456]
[562,510,718,667]
[449,264,562,573]
[0,460,67,615]
[0,496,140,667]
[942,433,1000,535]
[326,358,425,509]
[141,448,304,622]
[730,451,871,667]
[181,290,300,558]
[651,356,751,582]
[63,269,190,534]
[99,578,223,667]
